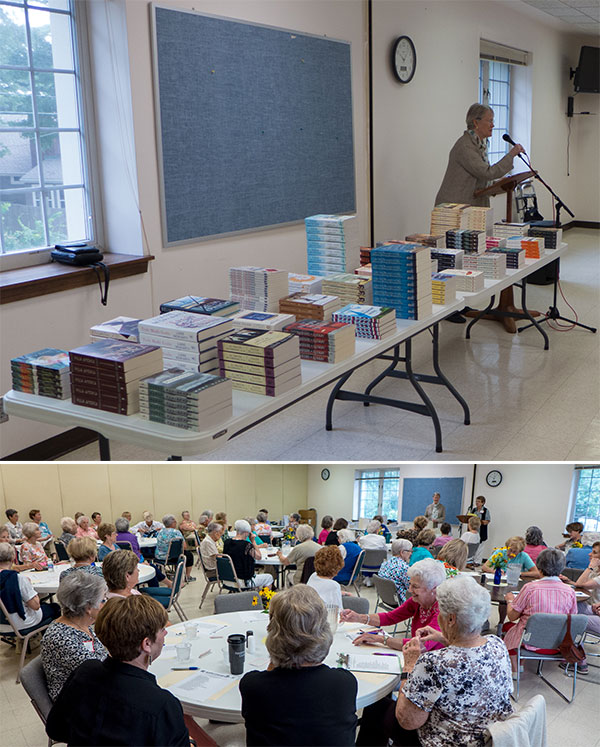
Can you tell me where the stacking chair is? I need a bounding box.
[19,656,55,747]
[54,540,69,562]
[561,567,584,583]
[257,535,272,545]
[342,596,369,615]
[429,544,441,559]
[116,540,132,551]
[216,553,253,592]
[193,530,203,567]
[372,575,404,636]
[214,590,261,614]
[466,541,480,565]
[0,598,52,683]
[143,555,188,622]
[513,612,588,702]
[339,550,365,596]
[198,552,218,609]
[300,556,315,584]
[161,537,184,578]
[361,549,387,581]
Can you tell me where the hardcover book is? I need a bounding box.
[159,296,240,317]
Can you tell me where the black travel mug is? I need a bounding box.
[228,633,246,675]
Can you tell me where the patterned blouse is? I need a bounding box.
[403,635,513,747]
[41,621,108,701]
[155,527,184,561]
[20,541,48,568]
[377,556,410,602]
[60,564,104,580]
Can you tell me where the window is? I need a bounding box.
[355,469,400,521]
[0,0,93,256]
[479,60,510,164]
[572,467,600,532]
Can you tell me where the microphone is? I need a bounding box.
[502,133,516,146]
[502,133,530,167]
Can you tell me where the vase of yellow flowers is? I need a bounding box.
[487,547,508,585]
[259,587,276,611]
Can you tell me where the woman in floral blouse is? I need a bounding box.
[20,522,49,568]
[377,539,412,601]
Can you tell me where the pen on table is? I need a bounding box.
[172,666,200,670]
[359,629,383,635]
[373,652,397,657]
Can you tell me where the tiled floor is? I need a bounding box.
[2,572,599,747]
[58,229,600,462]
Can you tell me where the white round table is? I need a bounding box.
[257,545,292,586]
[138,536,158,548]
[148,611,401,723]
[22,562,155,594]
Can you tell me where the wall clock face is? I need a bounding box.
[392,36,416,84]
[486,470,503,487]
[321,468,330,481]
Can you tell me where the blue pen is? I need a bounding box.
[359,629,383,635]
[172,666,200,670]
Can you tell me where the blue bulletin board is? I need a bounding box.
[401,478,465,524]
[151,5,356,245]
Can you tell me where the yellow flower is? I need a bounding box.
[252,596,259,607]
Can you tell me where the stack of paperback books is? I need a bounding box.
[332,304,396,340]
[506,236,545,259]
[528,226,562,249]
[305,214,358,275]
[90,317,141,343]
[486,236,506,250]
[279,293,342,321]
[288,273,323,295]
[371,243,432,320]
[11,349,71,399]
[405,233,444,248]
[462,206,494,232]
[443,269,485,292]
[321,273,373,305]
[431,273,458,305]
[229,267,289,312]
[487,245,525,269]
[159,296,240,317]
[228,310,296,331]
[431,248,464,271]
[493,221,529,239]
[359,247,372,266]
[69,340,163,414]
[430,203,470,234]
[354,264,372,277]
[463,252,507,279]
[138,368,232,431]
[283,320,355,362]
[138,312,233,374]
[445,229,486,254]
[217,330,301,396]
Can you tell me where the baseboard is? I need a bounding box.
[563,220,599,231]
[2,427,98,461]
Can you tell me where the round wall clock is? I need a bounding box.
[321,468,331,481]
[486,470,503,487]
[391,35,416,84]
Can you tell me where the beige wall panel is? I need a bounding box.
[255,465,283,518]
[107,464,156,525]
[0,464,62,533]
[283,465,308,515]
[0,467,6,518]
[224,466,256,524]
[190,465,226,521]
[58,465,110,521]
[152,464,192,524]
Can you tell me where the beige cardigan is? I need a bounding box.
[435,131,515,207]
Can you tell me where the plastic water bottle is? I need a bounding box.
[47,558,54,572]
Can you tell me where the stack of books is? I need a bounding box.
[217,330,301,396]
[354,264,372,277]
[431,273,458,305]
[288,273,323,295]
[371,243,432,320]
[487,245,525,269]
[159,296,240,317]
[431,248,464,271]
[138,312,233,375]
[506,236,545,259]
[528,226,562,250]
[359,247,372,266]
[405,233,444,248]
[462,206,494,233]
[283,320,355,363]
[430,203,470,234]
[228,310,296,331]
[90,317,141,343]
[229,267,289,312]
[305,214,358,275]
[321,273,373,305]
[463,252,507,279]
[138,368,232,431]
[332,304,396,340]
[443,269,486,292]
[279,293,342,321]
[11,349,71,400]
[493,221,529,239]
[486,236,506,250]
[69,340,163,415]
[445,229,486,254]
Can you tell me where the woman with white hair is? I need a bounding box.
[340,558,446,651]
[75,516,98,540]
[155,515,194,581]
[240,585,357,745]
[255,511,272,537]
[222,519,273,590]
[377,539,412,602]
[358,520,387,550]
[277,524,319,585]
[132,511,164,536]
[333,528,362,586]
[59,517,77,548]
[19,522,49,569]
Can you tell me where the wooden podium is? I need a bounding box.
[456,513,473,533]
[470,170,538,333]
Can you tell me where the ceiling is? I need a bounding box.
[520,0,600,34]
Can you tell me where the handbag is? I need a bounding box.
[558,614,586,664]
[50,243,110,306]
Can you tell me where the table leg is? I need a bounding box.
[465,286,541,334]
[98,435,111,461]
[431,323,470,425]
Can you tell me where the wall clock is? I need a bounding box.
[486,470,503,487]
[321,468,331,481]
[391,35,416,84]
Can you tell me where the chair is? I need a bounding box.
[19,656,55,747]
[115,541,132,551]
[561,567,583,583]
[257,535,272,545]
[214,590,261,614]
[466,541,480,564]
[339,550,365,596]
[198,550,218,609]
[361,549,387,579]
[158,537,184,578]
[300,556,315,584]
[484,694,547,747]
[144,555,188,622]
[513,613,588,702]
[372,575,403,636]
[0,598,52,684]
[216,554,255,592]
[342,596,369,615]
[429,544,441,559]
[54,540,69,562]
[193,530,203,567]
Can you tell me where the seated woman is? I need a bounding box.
[341,558,447,651]
[482,536,539,578]
[278,524,319,584]
[318,515,334,545]
[155,515,195,581]
[432,522,453,548]
[377,539,411,602]
[97,523,120,561]
[246,517,265,545]
[215,512,229,531]
[459,516,480,547]
[307,546,349,608]
[358,520,387,550]
[240,585,357,746]
[178,511,197,548]
[0,525,45,572]
[324,518,348,546]
[75,516,98,540]
[102,549,171,604]
[41,573,108,700]
[222,520,273,590]
[556,521,584,551]
[409,529,436,565]
[255,511,272,537]
[397,515,428,545]
[58,517,77,548]
[503,547,581,672]
[562,541,600,638]
[19,522,49,569]
[357,576,512,747]
[373,515,391,540]
[115,517,142,555]
[283,513,301,543]
[437,539,468,577]
[46,595,198,746]
[0,542,60,634]
[524,525,548,563]
[60,537,104,580]
[334,529,362,585]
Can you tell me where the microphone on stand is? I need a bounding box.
[502,133,531,168]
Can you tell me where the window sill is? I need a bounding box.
[0,253,155,304]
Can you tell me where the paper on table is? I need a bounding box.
[194,622,228,634]
[575,591,589,598]
[159,669,196,688]
[237,610,266,622]
[170,670,238,700]
[340,652,402,674]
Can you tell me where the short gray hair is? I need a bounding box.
[143,511,153,521]
[296,524,314,542]
[466,102,493,130]
[536,547,565,577]
[391,538,412,555]
[61,517,76,533]
[234,519,251,535]
[525,526,545,546]
[290,513,301,522]
[408,558,446,590]
[162,514,176,528]
[0,542,14,563]
[206,521,222,535]
[337,528,355,545]
[256,511,268,523]
[115,517,129,533]
[22,522,39,539]
[366,520,381,535]
[57,572,107,618]
[436,576,491,635]
[76,515,90,527]
[266,585,332,668]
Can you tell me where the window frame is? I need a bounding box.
[479,58,511,164]
[354,469,400,521]
[571,466,600,532]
